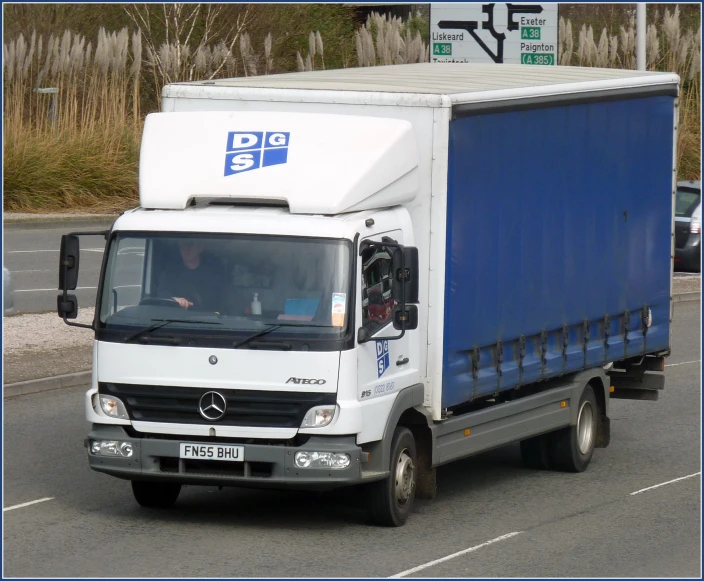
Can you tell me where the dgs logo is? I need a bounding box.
[376,340,390,378]
[224,131,290,176]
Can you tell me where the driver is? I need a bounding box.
[155,240,224,311]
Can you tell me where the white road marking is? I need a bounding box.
[630,472,701,496]
[6,250,58,253]
[389,532,523,578]
[15,286,97,293]
[665,360,701,367]
[4,497,54,512]
[6,248,103,253]
[10,269,53,273]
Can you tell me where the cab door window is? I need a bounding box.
[361,246,396,332]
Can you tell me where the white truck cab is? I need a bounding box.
[60,109,425,525]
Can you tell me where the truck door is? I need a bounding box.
[357,229,419,402]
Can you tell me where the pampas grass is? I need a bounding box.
[354,11,429,66]
[3,27,142,211]
[3,7,698,211]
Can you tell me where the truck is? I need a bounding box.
[57,63,678,527]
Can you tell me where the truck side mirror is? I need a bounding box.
[59,234,80,291]
[393,305,418,331]
[57,293,79,319]
[391,246,419,304]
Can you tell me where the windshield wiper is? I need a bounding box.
[232,321,334,349]
[124,318,222,343]
[233,325,283,349]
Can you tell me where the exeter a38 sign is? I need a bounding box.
[429,3,558,65]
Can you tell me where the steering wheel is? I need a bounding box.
[139,297,181,307]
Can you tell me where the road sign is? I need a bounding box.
[429,3,558,65]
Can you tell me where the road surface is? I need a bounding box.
[3,302,700,577]
[4,220,113,313]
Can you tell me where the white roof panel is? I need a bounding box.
[167,63,678,101]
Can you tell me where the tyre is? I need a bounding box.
[367,427,417,527]
[549,384,598,472]
[520,433,552,470]
[131,480,181,508]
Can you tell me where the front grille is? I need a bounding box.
[99,383,336,428]
[159,457,273,478]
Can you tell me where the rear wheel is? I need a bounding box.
[367,427,417,527]
[549,385,598,472]
[131,481,181,508]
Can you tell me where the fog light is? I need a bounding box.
[90,439,134,457]
[99,395,129,420]
[295,451,313,468]
[294,451,351,469]
[300,405,337,428]
[100,440,120,456]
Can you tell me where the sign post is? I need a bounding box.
[429,3,559,65]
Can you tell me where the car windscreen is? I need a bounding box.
[675,188,701,218]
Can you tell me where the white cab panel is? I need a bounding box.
[96,341,339,393]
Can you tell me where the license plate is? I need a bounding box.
[179,443,244,462]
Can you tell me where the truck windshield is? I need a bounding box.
[97,232,353,343]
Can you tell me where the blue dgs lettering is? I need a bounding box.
[375,339,390,378]
[227,132,263,151]
[224,131,290,176]
[226,152,258,173]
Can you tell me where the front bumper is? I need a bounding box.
[85,425,366,490]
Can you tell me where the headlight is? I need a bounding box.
[294,451,351,469]
[99,395,129,419]
[89,439,134,458]
[300,405,337,428]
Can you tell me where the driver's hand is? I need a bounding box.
[173,297,193,309]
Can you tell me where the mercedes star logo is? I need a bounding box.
[198,391,227,421]
[209,355,218,365]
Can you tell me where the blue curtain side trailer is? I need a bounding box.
[441,89,676,410]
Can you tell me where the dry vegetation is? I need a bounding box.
[2,5,700,212]
[3,28,143,212]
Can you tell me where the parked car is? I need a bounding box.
[3,267,15,314]
[674,180,701,272]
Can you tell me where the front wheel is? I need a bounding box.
[131,481,181,508]
[367,427,417,527]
